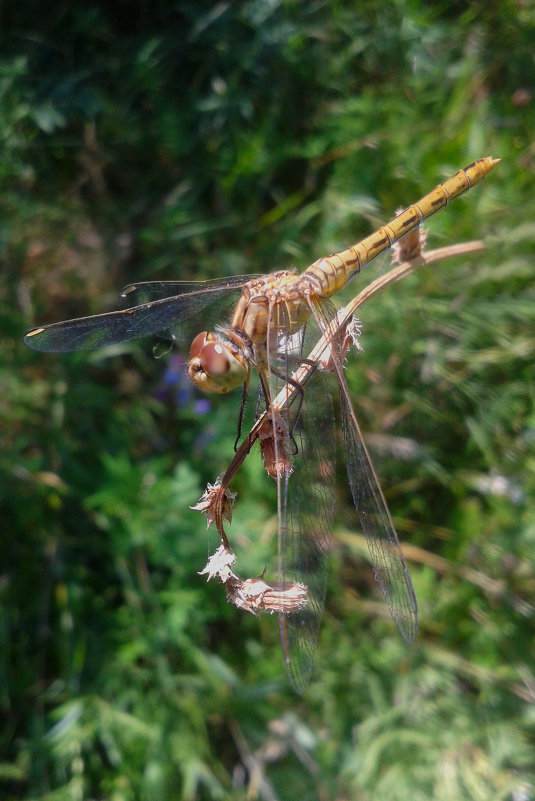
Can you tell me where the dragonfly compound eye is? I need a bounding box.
[189,331,211,359]
[200,341,232,377]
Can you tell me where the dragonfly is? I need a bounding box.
[24,157,498,690]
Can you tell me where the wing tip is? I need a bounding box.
[24,326,45,339]
[23,328,49,351]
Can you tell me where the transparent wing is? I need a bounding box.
[264,299,336,692]
[338,372,417,639]
[309,299,418,641]
[23,274,258,353]
[278,371,336,692]
[119,275,260,302]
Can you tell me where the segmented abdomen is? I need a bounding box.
[304,156,498,300]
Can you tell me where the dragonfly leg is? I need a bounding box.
[233,377,251,451]
[268,365,307,454]
[253,382,266,420]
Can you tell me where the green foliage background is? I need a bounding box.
[1,2,534,799]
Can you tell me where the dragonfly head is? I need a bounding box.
[188,331,249,394]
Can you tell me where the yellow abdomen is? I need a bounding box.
[304,157,498,299]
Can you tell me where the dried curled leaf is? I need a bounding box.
[191,479,236,528]
[198,544,236,582]
[226,576,308,615]
[199,546,308,615]
[258,411,293,479]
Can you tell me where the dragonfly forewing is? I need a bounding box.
[24,275,257,353]
[119,275,260,302]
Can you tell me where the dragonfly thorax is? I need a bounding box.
[231,270,315,344]
[188,330,250,394]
